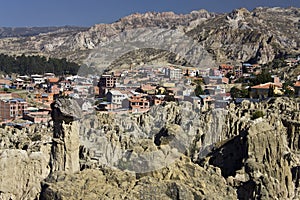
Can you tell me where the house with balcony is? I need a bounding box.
[128,94,150,113]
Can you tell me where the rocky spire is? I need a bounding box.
[50,98,82,173]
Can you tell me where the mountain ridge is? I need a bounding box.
[0,7,299,67]
[0,26,88,39]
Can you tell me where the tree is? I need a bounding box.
[0,53,80,75]
[268,85,275,97]
[230,87,249,99]
[251,110,264,120]
[194,84,204,97]
[250,70,273,85]
[283,81,295,97]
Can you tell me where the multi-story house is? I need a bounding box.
[128,94,150,113]
[234,65,243,79]
[0,79,12,88]
[35,93,54,103]
[242,63,261,74]
[13,78,24,89]
[0,98,28,121]
[219,64,234,76]
[99,74,117,88]
[98,74,118,97]
[106,90,128,108]
[203,76,227,85]
[183,95,201,109]
[23,108,50,124]
[209,68,221,76]
[250,83,283,99]
[164,67,182,80]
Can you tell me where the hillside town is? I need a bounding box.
[0,55,300,127]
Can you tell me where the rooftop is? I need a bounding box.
[251,82,282,89]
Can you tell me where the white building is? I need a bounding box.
[106,90,128,106]
[164,67,182,80]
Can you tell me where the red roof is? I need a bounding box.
[294,81,300,87]
[251,82,282,89]
[48,77,59,83]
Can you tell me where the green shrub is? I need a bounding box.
[31,134,42,141]
[251,110,264,120]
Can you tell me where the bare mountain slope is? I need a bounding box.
[0,7,299,67]
[187,7,300,64]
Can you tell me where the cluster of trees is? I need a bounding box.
[193,79,204,97]
[230,87,249,99]
[0,54,80,75]
[249,70,273,86]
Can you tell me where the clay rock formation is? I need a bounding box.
[41,156,236,200]
[0,124,53,199]
[78,101,232,173]
[50,98,82,173]
[1,95,300,199]
[202,97,300,199]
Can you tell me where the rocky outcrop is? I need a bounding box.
[200,97,300,199]
[0,124,53,199]
[50,98,82,173]
[41,156,236,200]
[0,149,50,200]
[187,7,300,64]
[0,26,88,39]
[78,102,233,173]
[0,10,214,63]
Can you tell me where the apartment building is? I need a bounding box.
[165,67,182,80]
[0,98,28,121]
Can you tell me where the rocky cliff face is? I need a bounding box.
[0,10,214,64]
[0,26,88,39]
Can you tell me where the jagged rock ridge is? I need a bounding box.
[0,7,299,66]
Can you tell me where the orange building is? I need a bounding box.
[219,64,234,76]
[128,94,150,113]
[35,93,54,102]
